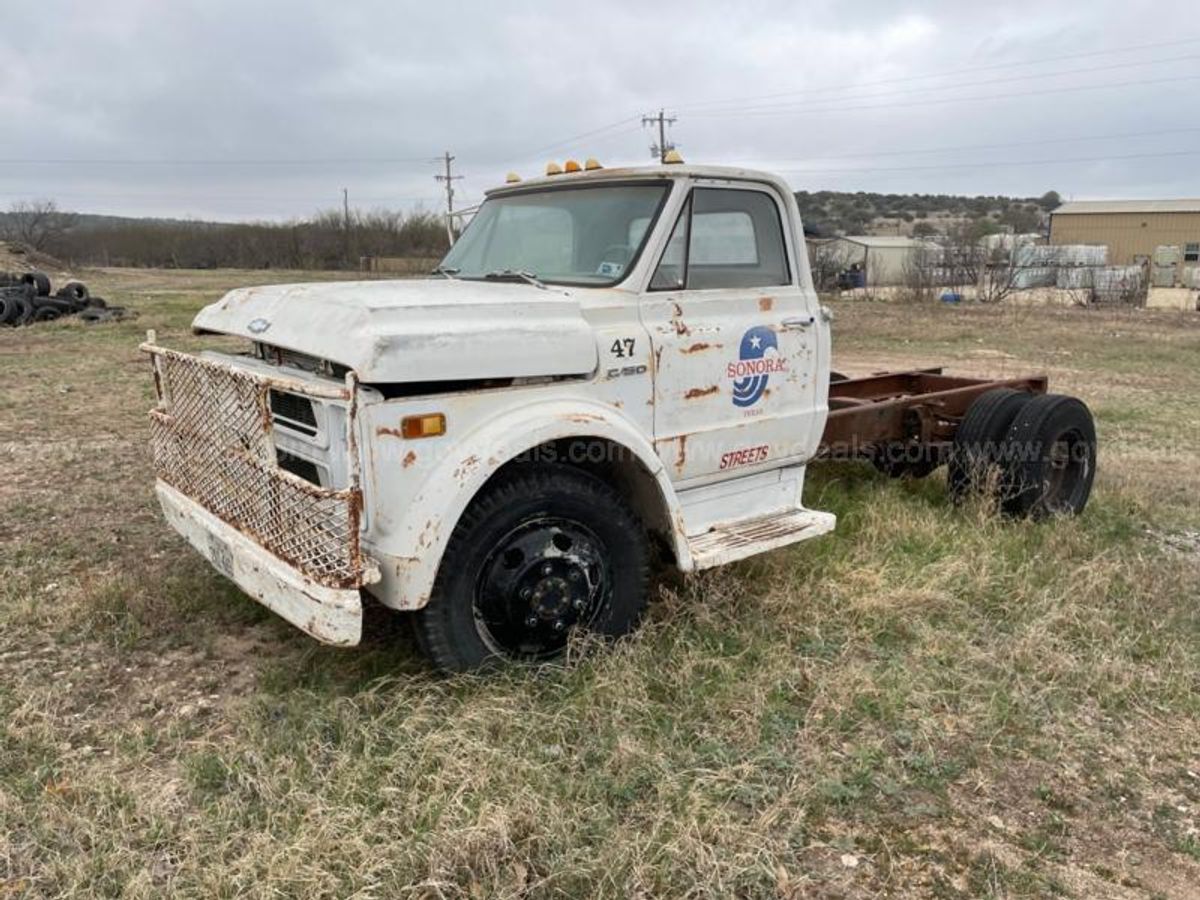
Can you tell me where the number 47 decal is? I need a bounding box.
[610,337,636,358]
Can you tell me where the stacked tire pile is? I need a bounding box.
[0,270,128,327]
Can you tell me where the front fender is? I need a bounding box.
[363,397,691,611]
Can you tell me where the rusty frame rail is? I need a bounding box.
[141,342,373,589]
[818,368,1048,459]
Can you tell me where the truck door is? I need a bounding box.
[640,182,823,483]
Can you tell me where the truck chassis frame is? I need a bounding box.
[818,368,1048,462]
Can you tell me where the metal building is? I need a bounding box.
[826,236,938,287]
[1049,199,1200,270]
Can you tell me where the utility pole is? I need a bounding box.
[434,151,464,243]
[342,187,351,268]
[434,151,463,216]
[641,109,677,162]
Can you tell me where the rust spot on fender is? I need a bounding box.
[453,455,481,482]
[675,434,687,473]
[564,412,604,424]
[759,296,774,312]
[376,426,403,439]
[402,450,417,468]
[684,385,719,400]
[681,341,713,354]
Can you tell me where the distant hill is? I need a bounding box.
[795,189,1061,238]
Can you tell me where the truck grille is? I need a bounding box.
[144,345,368,589]
[269,389,318,436]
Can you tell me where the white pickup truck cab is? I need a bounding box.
[144,160,858,669]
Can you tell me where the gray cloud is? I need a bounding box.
[1,0,1196,220]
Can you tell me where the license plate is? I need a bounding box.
[206,532,235,579]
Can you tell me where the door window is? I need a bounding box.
[651,188,790,290]
[649,197,690,290]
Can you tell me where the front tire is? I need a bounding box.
[414,464,650,672]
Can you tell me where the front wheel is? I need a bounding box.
[414,464,650,672]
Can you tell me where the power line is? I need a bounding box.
[731,125,1200,164]
[688,73,1200,119]
[773,147,1200,176]
[511,114,644,162]
[682,53,1200,116]
[678,35,1200,110]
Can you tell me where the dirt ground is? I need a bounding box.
[2,270,1199,898]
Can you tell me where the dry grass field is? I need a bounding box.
[2,269,1199,898]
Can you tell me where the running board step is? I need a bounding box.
[687,508,836,570]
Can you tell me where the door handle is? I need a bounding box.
[781,316,815,330]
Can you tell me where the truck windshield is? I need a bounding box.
[438,182,670,286]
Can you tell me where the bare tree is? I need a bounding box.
[806,239,852,292]
[900,243,940,303]
[977,242,1021,304]
[3,199,76,250]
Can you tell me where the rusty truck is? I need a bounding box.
[143,157,1096,670]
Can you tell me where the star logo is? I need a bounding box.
[729,326,780,408]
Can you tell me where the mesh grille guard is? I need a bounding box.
[142,343,375,590]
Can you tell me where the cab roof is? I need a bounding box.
[485,163,794,199]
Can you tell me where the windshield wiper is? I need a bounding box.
[483,268,546,290]
[432,264,459,279]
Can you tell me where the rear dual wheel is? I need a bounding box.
[414,464,649,672]
[1000,394,1096,520]
[949,388,1096,518]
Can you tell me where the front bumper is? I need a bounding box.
[157,481,363,645]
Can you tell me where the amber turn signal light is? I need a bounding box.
[400,413,446,439]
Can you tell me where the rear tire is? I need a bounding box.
[1001,393,1096,520]
[414,464,650,672]
[947,388,1035,501]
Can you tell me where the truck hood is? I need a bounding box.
[192,278,598,383]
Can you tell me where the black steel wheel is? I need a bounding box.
[414,463,649,672]
[947,388,1035,501]
[1001,393,1096,520]
[473,517,611,659]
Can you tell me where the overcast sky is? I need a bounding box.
[1,0,1197,221]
